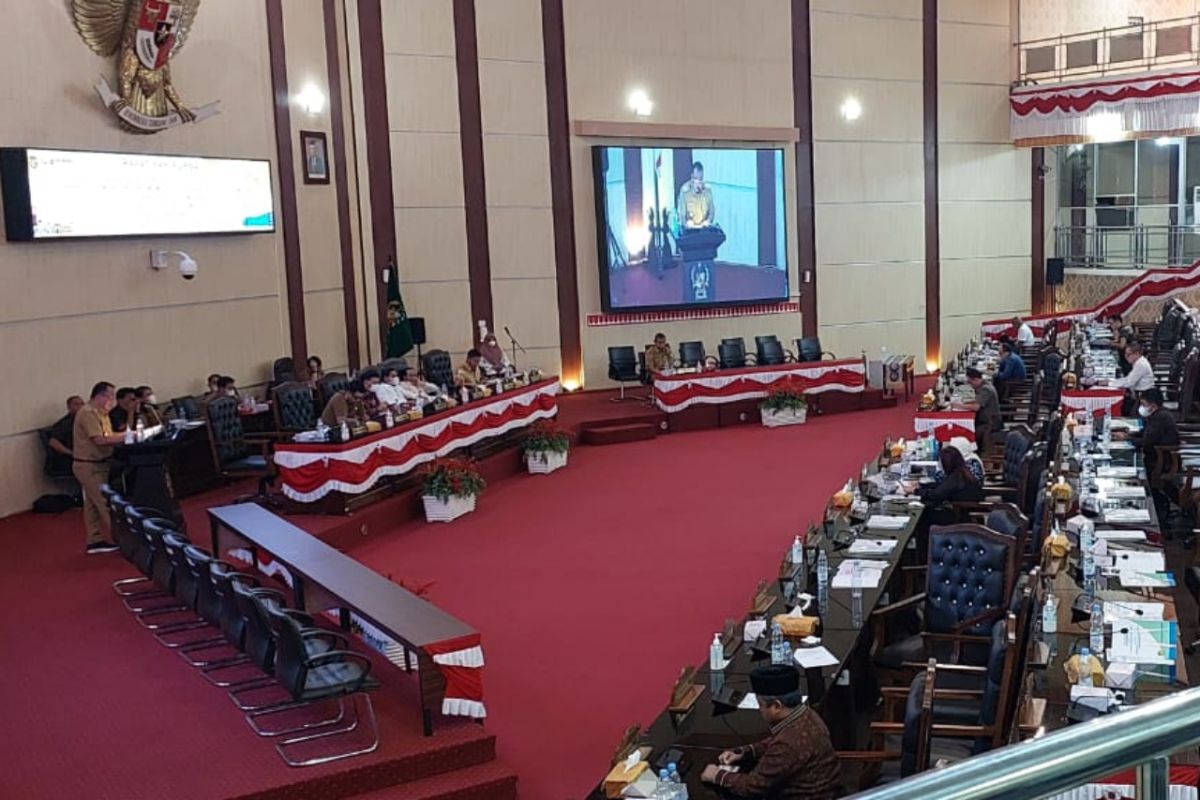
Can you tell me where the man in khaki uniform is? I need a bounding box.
[73,382,125,554]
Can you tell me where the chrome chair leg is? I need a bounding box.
[275,695,379,769]
[246,697,347,738]
[229,683,293,712]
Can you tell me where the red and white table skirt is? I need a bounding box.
[1042,766,1198,800]
[1061,389,1125,418]
[273,380,560,502]
[652,360,866,414]
[425,634,487,719]
[913,411,976,443]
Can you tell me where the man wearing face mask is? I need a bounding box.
[371,367,408,411]
[73,382,128,554]
[217,376,239,399]
[1118,387,1179,522]
[135,385,164,428]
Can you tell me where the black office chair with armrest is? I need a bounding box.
[37,427,77,488]
[253,597,379,767]
[170,395,201,421]
[796,336,836,363]
[757,338,789,366]
[379,357,409,376]
[607,346,642,402]
[679,341,714,369]
[272,381,318,433]
[205,396,275,500]
[317,372,351,409]
[421,351,454,391]
[203,565,279,690]
[718,341,749,369]
[272,358,297,385]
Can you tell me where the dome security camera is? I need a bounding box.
[178,254,198,281]
[150,250,198,281]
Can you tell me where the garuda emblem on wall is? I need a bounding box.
[70,0,221,134]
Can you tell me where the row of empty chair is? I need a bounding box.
[99,484,379,768]
[607,335,837,392]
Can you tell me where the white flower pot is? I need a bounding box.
[761,407,808,427]
[422,493,477,523]
[526,449,568,474]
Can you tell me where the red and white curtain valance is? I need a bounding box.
[652,360,866,414]
[913,411,976,443]
[273,380,560,502]
[982,260,1200,340]
[1011,70,1200,143]
[1061,389,1125,417]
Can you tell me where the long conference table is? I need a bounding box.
[651,359,867,414]
[272,378,560,504]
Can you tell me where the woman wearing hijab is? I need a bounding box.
[478,333,512,377]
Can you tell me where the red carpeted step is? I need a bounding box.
[580,421,660,445]
[344,761,518,800]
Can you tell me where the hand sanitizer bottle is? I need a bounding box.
[1042,592,1058,634]
[709,634,724,672]
[791,535,803,565]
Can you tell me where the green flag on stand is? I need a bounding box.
[385,257,414,358]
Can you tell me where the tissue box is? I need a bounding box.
[1106,661,1137,689]
[1066,515,1090,536]
[604,749,651,799]
[772,614,819,637]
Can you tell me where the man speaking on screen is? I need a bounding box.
[677,161,716,229]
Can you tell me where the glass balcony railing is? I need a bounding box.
[1017,15,1200,85]
[1054,204,1200,269]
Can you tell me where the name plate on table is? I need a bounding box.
[668,667,703,713]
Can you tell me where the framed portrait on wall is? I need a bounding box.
[300,131,330,185]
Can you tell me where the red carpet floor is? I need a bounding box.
[347,393,926,799]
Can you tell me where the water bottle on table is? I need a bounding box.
[1089,598,1105,655]
[816,549,829,615]
[1078,647,1093,687]
[770,621,790,665]
[668,763,687,800]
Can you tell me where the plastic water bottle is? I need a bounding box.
[817,549,829,614]
[135,416,146,442]
[1090,598,1105,655]
[770,621,789,665]
[123,426,134,445]
[384,408,394,429]
[1080,520,1095,597]
[851,560,864,628]
[668,763,687,800]
[709,634,724,672]
[1079,647,1093,687]
[655,769,671,800]
[1102,408,1111,446]
[1042,593,1058,634]
[339,419,350,442]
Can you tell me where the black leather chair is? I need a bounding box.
[718,340,749,369]
[204,564,277,691]
[796,336,836,363]
[679,341,710,369]
[317,372,351,409]
[379,357,409,376]
[421,351,454,390]
[608,346,642,401]
[757,339,788,366]
[37,427,76,486]
[170,395,201,421]
[272,381,317,433]
[205,396,274,499]
[254,596,380,767]
[272,357,297,384]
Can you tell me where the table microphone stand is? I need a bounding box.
[505,326,527,372]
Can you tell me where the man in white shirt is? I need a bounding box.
[372,367,409,410]
[399,368,441,403]
[1014,316,1035,346]
[1108,341,1155,394]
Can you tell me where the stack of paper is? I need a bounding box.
[1118,571,1176,588]
[1104,508,1152,524]
[1110,550,1165,572]
[793,647,839,669]
[1103,600,1165,621]
[831,560,886,588]
[1098,466,1139,478]
[1108,619,1177,665]
[1106,486,1147,499]
[847,538,898,557]
[1095,529,1147,542]
[865,515,909,531]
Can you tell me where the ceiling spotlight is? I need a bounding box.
[839,96,863,122]
[296,83,326,115]
[628,88,653,117]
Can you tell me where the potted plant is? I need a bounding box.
[523,420,571,474]
[760,384,808,427]
[420,458,486,522]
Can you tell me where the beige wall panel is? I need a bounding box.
[818,320,926,365]
[940,145,1031,202]
[812,77,925,143]
[816,263,926,326]
[491,279,562,349]
[814,142,925,204]
[390,132,466,207]
[811,12,922,81]
[483,135,552,208]
[395,208,470,283]
[385,54,461,132]
[816,203,926,265]
[488,208,556,280]
[565,2,687,59]
[941,258,1033,316]
[811,0,922,19]
[938,84,1011,144]
[0,295,282,436]
[0,436,55,519]
[479,60,548,137]
[521,346,562,378]
[404,282,474,355]
[939,22,1010,85]
[381,0,456,56]
[940,0,1011,26]
[940,202,1031,260]
[475,0,544,62]
[303,289,350,373]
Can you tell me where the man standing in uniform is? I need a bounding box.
[73,382,126,554]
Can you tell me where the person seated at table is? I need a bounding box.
[993,341,1026,399]
[135,385,164,428]
[1013,316,1035,346]
[217,375,240,400]
[108,387,140,433]
[400,368,442,403]
[700,665,840,800]
[1116,387,1179,524]
[456,349,483,387]
[307,355,324,386]
[1106,341,1154,414]
[47,395,85,473]
[956,368,1002,441]
[915,444,985,504]
[478,333,512,378]
[320,370,383,427]
[371,367,409,411]
[644,332,673,373]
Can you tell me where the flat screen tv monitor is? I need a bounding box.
[1,147,276,241]
[592,145,789,313]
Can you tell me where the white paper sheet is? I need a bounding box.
[847,538,898,556]
[1109,551,1165,572]
[1095,529,1147,542]
[1103,600,1165,621]
[1104,509,1152,523]
[865,515,909,531]
[793,646,840,669]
